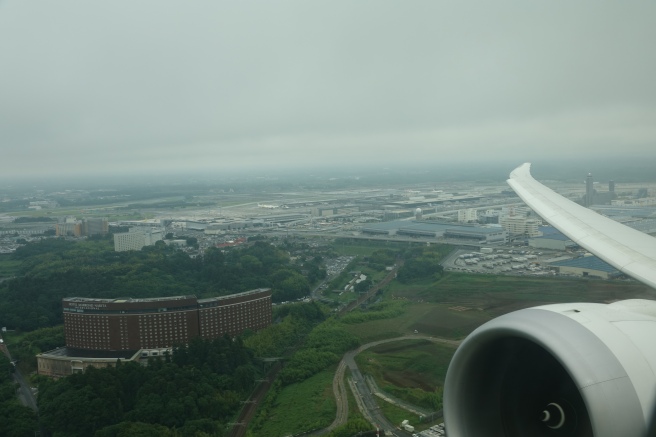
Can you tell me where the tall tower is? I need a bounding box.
[585,173,594,207]
[609,180,615,192]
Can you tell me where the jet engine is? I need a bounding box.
[443,299,656,437]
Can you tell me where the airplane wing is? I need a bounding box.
[507,162,656,289]
[444,163,656,437]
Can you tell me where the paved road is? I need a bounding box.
[0,342,38,412]
[313,335,460,436]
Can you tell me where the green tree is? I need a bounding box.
[39,337,257,436]
[95,421,175,437]
[354,278,372,292]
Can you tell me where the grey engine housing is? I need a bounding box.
[443,300,656,437]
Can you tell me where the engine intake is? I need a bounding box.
[444,302,656,437]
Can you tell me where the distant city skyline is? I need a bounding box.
[1,2,655,179]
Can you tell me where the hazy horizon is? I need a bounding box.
[2,156,655,193]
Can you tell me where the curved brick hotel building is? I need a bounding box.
[38,289,271,377]
[63,289,272,350]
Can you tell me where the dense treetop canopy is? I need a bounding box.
[0,237,320,331]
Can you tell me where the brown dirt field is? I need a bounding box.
[409,306,492,338]
[360,339,454,394]
[383,370,435,392]
[369,340,427,354]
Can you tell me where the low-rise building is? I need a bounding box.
[37,348,142,378]
[549,256,620,280]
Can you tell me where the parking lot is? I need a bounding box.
[442,247,570,278]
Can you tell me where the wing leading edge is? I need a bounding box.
[507,163,656,289]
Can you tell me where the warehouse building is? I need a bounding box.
[528,226,578,251]
[549,256,620,280]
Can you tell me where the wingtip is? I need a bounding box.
[509,162,532,180]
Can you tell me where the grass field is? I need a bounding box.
[379,400,417,430]
[331,239,423,257]
[341,272,656,429]
[253,368,336,437]
[342,301,491,342]
[344,273,656,342]
[259,268,656,436]
[2,330,28,346]
[388,271,656,317]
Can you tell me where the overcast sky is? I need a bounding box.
[1,1,655,179]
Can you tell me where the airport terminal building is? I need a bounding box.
[38,289,272,377]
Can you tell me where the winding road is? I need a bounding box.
[314,335,460,436]
[0,340,38,412]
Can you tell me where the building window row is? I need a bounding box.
[64,292,271,351]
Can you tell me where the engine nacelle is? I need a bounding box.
[443,299,656,437]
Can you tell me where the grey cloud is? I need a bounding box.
[1,1,655,178]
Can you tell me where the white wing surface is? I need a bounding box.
[507,163,656,289]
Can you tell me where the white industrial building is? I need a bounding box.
[457,208,478,223]
[498,206,542,237]
[499,215,542,237]
[501,206,530,217]
[114,228,164,252]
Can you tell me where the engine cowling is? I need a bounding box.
[443,299,656,437]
